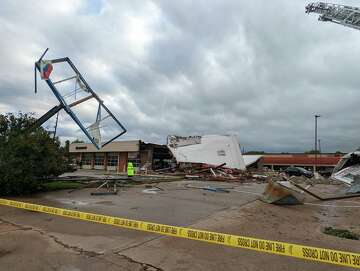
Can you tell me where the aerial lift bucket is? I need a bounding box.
[261,180,305,205]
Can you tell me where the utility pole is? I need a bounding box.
[314,114,320,172]
[318,139,321,155]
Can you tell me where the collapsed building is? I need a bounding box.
[331,150,360,185]
[167,135,246,170]
[70,134,255,173]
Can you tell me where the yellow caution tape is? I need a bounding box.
[0,198,359,269]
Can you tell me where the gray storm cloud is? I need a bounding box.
[1,0,360,152]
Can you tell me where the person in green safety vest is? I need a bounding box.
[127,162,134,177]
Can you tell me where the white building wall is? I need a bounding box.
[168,135,246,170]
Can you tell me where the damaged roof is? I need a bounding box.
[243,155,263,167]
[167,135,246,170]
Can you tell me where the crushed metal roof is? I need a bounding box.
[167,135,246,170]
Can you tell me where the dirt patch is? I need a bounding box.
[323,227,359,240]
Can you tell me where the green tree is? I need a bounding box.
[0,112,67,195]
[244,151,265,155]
[305,149,320,154]
[71,139,84,143]
[64,140,70,158]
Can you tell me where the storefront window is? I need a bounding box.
[94,154,105,166]
[107,153,118,167]
[82,153,93,165]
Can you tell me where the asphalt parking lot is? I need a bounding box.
[0,180,359,271]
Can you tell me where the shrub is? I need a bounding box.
[0,112,68,195]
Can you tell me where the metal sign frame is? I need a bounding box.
[34,49,126,149]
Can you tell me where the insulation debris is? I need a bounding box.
[331,151,360,185]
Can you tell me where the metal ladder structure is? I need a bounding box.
[306,2,360,30]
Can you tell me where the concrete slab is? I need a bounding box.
[1,181,359,271]
[0,181,262,255]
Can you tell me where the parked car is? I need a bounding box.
[66,162,78,172]
[283,167,314,178]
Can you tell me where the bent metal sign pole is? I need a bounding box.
[34,48,127,149]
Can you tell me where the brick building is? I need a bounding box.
[69,140,172,172]
[262,153,342,172]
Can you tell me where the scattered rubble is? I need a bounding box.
[346,181,360,194]
[90,177,119,196]
[287,175,343,185]
[261,180,305,205]
[331,151,360,185]
[160,162,276,183]
[60,164,360,203]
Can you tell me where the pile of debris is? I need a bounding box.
[163,163,271,183]
[150,134,267,182]
[261,175,360,205]
[288,175,331,185]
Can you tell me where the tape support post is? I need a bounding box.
[0,198,359,269]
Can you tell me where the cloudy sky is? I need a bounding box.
[1,0,360,152]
